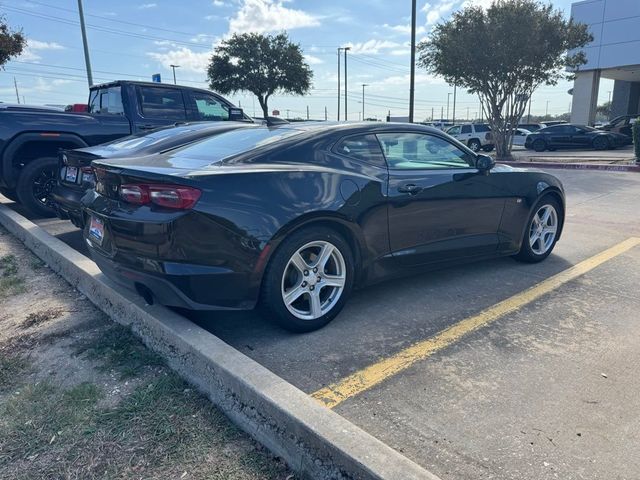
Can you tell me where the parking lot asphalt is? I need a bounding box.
[511,145,635,163]
[3,168,640,479]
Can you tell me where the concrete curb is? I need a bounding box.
[502,161,640,172]
[0,203,439,480]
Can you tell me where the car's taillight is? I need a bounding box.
[119,184,201,210]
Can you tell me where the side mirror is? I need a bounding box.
[476,154,495,172]
[228,107,245,121]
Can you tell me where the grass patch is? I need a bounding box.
[21,308,64,330]
[28,256,45,270]
[74,324,164,379]
[0,254,25,297]
[0,373,291,479]
[0,354,30,390]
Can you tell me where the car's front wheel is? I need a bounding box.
[467,139,481,152]
[593,136,610,150]
[513,196,561,263]
[532,139,546,152]
[16,157,58,217]
[260,227,354,332]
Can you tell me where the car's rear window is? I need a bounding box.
[169,127,303,161]
[474,124,490,132]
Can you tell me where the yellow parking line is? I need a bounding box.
[312,237,640,409]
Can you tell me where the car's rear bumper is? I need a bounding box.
[51,184,85,228]
[86,238,257,311]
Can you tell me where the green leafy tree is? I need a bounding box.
[207,32,312,119]
[0,15,25,68]
[418,0,592,159]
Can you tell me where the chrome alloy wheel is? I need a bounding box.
[529,204,558,255]
[281,240,346,321]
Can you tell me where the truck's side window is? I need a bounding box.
[88,87,124,115]
[138,86,186,120]
[191,93,229,121]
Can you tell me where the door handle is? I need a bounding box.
[397,184,422,194]
[139,124,156,130]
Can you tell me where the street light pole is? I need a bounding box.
[170,64,180,85]
[362,83,369,121]
[545,100,550,117]
[337,48,343,121]
[452,83,457,124]
[409,0,417,123]
[446,92,452,121]
[344,47,351,121]
[77,0,93,87]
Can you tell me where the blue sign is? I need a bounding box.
[152,73,161,83]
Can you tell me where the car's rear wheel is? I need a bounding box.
[532,139,546,152]
[0,187,18,202]
[513,196,561,263]
[16,157,58,217]
[467,139,481,152]
[593,136,610,150]
[260,227,354,332]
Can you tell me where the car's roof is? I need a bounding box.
[277,121,445,136]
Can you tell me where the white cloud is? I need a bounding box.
[422,0,457,25]
[377,72,445,87]
[212,0,227,5]
[344,40,402,55]
[148,46,215,73]
[462,0,494,9]
[383,23,427,35]
[138,3,157,9]
[304,54,323,65]
[228,0,320,34]
[19,39,65,62]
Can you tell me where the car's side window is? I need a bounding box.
[447,126,461,135]
[333,134,386,167]
[461,125,472,134]
[138,86,186,120]
[191,93,230,121]
[88,87,124,115]
[376,133,475,170]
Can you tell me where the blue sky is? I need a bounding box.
[1,0,612,120]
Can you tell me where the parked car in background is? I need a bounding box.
[82,122,565,332]
[524,124,630,152]
[518,123,547,132]
[511,128,531,147]
[446,123,494,152]
[597,114,639,138]
[0,80,247,216]
[52,122,255,228]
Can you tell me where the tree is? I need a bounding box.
[0,15,25,68]
[418,0,592,159]
[207,33,312,119]
[596,101,611,120]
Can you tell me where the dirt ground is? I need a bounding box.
[0,225,293,480]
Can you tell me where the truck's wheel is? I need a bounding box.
[16,157,58,217]
[0,187,18,202]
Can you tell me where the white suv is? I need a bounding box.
[446,123,494,152]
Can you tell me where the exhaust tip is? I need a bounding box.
[134,283,154,305]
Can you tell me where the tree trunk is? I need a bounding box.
[257,95,269,118]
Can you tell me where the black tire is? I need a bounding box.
[260,226,355,332]
[15,157,58,217]
[593,136,609,151]
[0,187,18,202]
[532,139,546,152]
[467,139,481,152]
[482,145,494,152]
[513,195,562,263]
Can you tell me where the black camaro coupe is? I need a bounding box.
[82,123,565,332]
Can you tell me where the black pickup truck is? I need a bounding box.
[0,80,245,216]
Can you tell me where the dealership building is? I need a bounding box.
[570,0,640,124]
